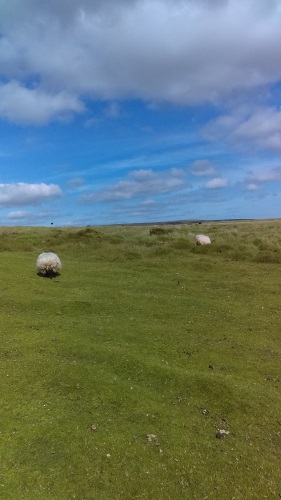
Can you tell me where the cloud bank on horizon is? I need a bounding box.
[1,0,281,225]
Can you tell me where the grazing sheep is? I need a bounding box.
[36,252,62,278]
[196,234,211,245]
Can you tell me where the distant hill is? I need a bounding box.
[112,218,254,226]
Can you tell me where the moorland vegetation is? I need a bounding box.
[0,220,280,499]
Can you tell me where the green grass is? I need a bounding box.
[0,221,280,498]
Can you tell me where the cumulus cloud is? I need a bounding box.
[0,183,62,207]
[0,81,84,124]
[80,168,186,202]
[190,159,217,176]
[1,1,281,122]
[237,165,281,193]
[248,166,281,183]
[203,106,281,151]
[231,107,281,150]
[241,166,281,191]
[204,177,228,189]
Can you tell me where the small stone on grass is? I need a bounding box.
[146,434,157,442]
[216,429,230,439]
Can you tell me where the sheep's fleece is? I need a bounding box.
[36,252,62,275]
[196,234,211,245]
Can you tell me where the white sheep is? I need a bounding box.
[36,252,62,277]
[196,234,211,245]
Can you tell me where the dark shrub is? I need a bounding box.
[149,227,171,236]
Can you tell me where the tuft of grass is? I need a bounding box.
[0,220,280,498]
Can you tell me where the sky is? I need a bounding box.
[1,0,281,226]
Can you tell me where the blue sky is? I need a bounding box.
[1,0,281,226]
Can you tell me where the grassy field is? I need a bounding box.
[0,220,280,499]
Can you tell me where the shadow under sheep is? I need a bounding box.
[37,271,61,279]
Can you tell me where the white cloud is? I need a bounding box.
[104,194,196,222]
[190,159,217,176]
[239,166,281,191]
[0,81,84,124]
[248,167,281,183]
[80,167,186,202]
[232,107,281,150]
[7,209,57,224]
[1,0,281,122]
[242,166,281,189]
[204,177,228,189]
[0,183,62,207]
[203,106,281,151]
[244,183,259,191]
[7,210,30,219]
